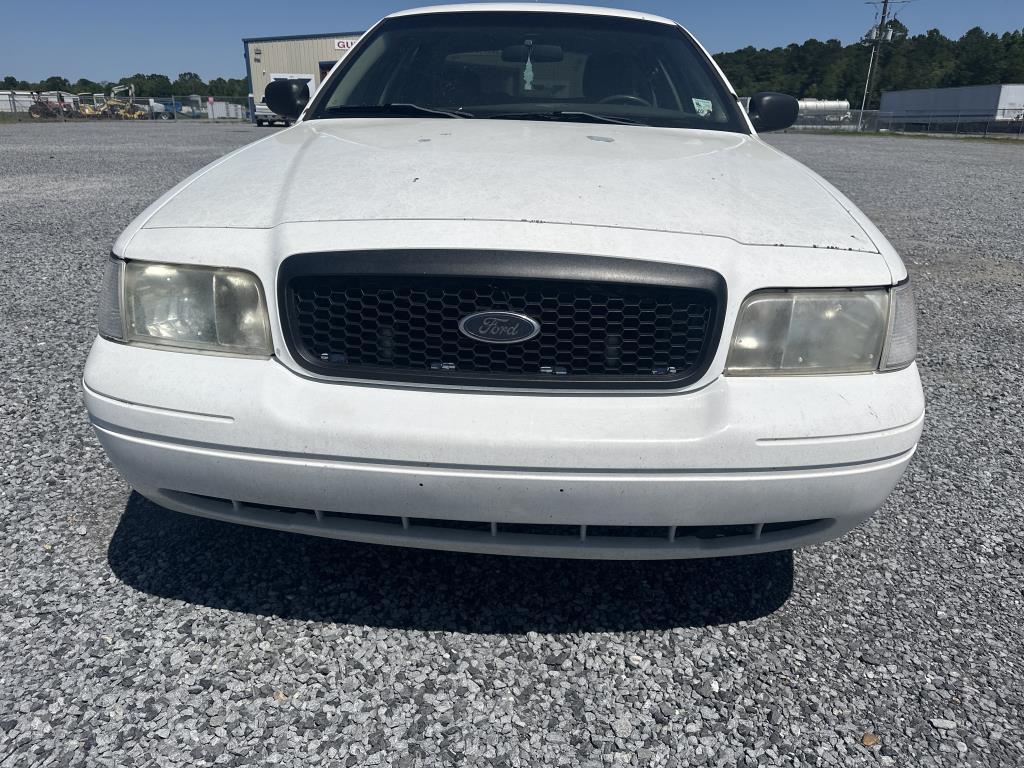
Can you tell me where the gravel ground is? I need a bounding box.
[1,121,1022,767]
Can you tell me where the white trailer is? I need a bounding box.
[880,84,1024,123]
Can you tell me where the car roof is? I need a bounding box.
[386,3,679,27]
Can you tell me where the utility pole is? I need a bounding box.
[858,0,890,132]
[858,0,911,130]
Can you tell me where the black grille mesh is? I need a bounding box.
[286,275,717,387]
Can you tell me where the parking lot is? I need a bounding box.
[1,121,1022,767]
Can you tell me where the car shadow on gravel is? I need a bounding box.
[107,493,793,631]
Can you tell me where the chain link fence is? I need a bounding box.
[6,91,1023,138]
[790,108,1024,139]
[0,91,251,122]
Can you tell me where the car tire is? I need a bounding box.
[256,119,265,127]
[158,112,172,121]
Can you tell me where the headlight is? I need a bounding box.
[726,288,892,375]
[98,258,272,356]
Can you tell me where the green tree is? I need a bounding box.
[715,24,1024,105]
[172,71,206,95]
[207,77,248,98]
[944,27,1004,86]
[1002,31,1024,83]
[72,78,105,94]
[119,73,173,97]
[40,75,71,92]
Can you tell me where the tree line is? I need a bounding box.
[4,24,1023,106]
[1,73,249,99]
[714,25,1024,108]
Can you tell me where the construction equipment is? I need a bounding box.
[101,85,149,119]
[27,93,79,119]
[75,92,107,118]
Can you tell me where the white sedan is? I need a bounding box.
[84,4,923,559]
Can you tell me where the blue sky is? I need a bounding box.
[2,0,1021,81]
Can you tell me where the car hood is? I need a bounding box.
[142,118,878,252]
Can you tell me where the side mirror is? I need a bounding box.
[747,92,799,133]
[265,79,309,119]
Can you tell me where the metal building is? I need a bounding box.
[880,84,1024,124]
[243,31,364,110]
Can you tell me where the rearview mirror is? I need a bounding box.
[265,79,310,119]
[502,44,564,63]
[747,92,799,132]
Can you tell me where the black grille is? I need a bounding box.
[279,250,725,390]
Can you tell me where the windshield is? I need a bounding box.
[309,11,747,133]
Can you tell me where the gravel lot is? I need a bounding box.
[1,121,1022,767]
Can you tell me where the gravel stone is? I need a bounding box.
[1,122,1023,767]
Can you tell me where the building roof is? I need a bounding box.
[243,31,364,44]
[388,3,678,26]
[881,83,1023,95]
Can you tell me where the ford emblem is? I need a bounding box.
[458,311,541,344]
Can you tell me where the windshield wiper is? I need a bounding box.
[486,111,646,126]
[322,103,473,119]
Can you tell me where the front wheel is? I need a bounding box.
[28,104,46,119]
[256,119,264,127]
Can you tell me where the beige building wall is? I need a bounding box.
[246,33,363,102]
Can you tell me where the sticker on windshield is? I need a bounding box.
[692,98,714,117]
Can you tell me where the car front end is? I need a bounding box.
[83,5,923,559]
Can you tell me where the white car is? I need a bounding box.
[85,4,924,560]
[254,99,291,127]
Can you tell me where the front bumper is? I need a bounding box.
[84,338,924,559]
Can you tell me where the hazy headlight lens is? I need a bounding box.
[124,262,271,355]
[726,290,888,375]
[881,281,917,370]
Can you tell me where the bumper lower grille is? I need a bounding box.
[279,250,725,390]
[159,490,833,560]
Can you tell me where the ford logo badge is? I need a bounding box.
[458,311,541,344]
